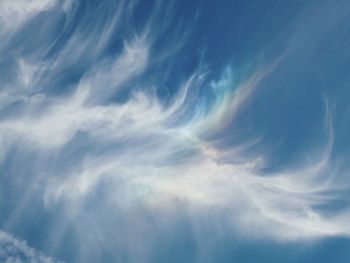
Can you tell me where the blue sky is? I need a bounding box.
[1,0,350,262]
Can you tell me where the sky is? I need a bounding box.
[1,0,350,262]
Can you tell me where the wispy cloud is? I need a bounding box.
[1,0,350,261]
[0,0,56,32]
[0,230,59,263]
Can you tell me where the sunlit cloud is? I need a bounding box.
[1,0,350,262]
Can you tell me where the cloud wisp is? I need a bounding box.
[1,0,350,262]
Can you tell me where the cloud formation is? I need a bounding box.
[0,230,59,263]
[1,0,350,262]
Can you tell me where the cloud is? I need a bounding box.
[0,230,59,263]
[0,0,56,32]
[2,46,350,247]
[1,0,350,261]
[30,63,348,241]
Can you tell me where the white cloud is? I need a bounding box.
[8,63,342,241]
[0,0,56,32]
[0,230,60,263]
[2,56,349,243]
[1,2,350,260]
